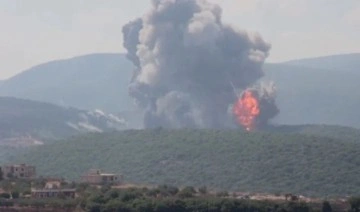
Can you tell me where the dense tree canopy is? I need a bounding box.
[14,128,360,197]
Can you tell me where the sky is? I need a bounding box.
[0,0,359,80]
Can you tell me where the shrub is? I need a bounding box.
[349,197,360,212]
[178,186,196,198]
[198,186,207,195]
[0,193,10,199]
[322,201,332,212]
[11,191,20,199]
[216,191,229,197]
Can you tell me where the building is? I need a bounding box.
[1,164,36,179]
[31,180,76,199]
[81,169,123,185]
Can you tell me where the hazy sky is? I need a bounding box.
[1,0,359,80]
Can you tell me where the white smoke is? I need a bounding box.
[67,109,127,132]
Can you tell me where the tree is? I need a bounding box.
[216,191,229,197]
[0,193,10,199]
[177,186,196,198]
[11,191,20,199]
[6,173,13,179]
[157,185,179,196]
[198,186,207,195]
[2,181,13,195]
[349,197,360,212]
[0,168,3,181]
[322,201,332,212]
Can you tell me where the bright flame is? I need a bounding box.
[233,90,260,131]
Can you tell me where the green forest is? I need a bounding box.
[14,128,360,197]
[2,180,355,212]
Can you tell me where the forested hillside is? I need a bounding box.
[0,146,23,162]
[15,128,360,197]
[265,124,360,141]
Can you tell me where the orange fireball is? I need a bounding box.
[233,90,260,131]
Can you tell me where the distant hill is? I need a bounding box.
[0,53,134,113]
[0,146,23,163]
[15,128,360,197]
[284,53,360,71]
[1,53,359,128]
[264,57,360,128]
[0,96,126,142]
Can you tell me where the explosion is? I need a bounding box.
[233,90,260,131]
[122,0,279,129]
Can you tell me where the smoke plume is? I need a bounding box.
[122,0,278,129]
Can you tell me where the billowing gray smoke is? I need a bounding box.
[122,0,278,129]
[250,83,279,128]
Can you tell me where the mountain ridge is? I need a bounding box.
[263,58,360,128]
[0,53,134,113]
[1,53,360,128]
[0,96,126,142]
[283,52,360,71]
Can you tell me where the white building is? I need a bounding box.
[81,169,123,185]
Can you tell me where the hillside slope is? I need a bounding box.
[264,62,360,128]
[0,96,126,142]
[285,53,360,71]
[0,53,134,113]
[15,129,360,197]
[1,53,359,128]
[266,124,360,141]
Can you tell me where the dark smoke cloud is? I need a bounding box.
[122,0,277,129]
[250,83,280,128]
